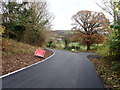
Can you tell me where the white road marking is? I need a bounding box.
[0,49,55,78]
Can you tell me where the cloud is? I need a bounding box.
[47,0,103,30]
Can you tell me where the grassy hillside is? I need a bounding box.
[2,38,53,75]
[2,38,41,56]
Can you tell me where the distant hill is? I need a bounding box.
[51,30,74,36]
[52,30,65,35]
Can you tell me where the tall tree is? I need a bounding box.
[2,0,53,47]
[2,1,28,40]
[23,1,52,47]
[71,10,110,51]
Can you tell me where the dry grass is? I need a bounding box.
[2,38,41,55]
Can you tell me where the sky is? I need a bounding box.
[47,0,103,30]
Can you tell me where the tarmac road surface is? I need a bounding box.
[2,49,104,88]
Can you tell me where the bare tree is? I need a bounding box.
[96,0,120,24]
[23,1,53,47]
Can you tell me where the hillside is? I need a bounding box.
[1,38,53,75]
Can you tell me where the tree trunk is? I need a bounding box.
[87,44,91,51]
[64,39,68,49]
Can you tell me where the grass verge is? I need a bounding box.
[2,38,41,55]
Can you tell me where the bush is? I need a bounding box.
[46,40,55,48]
[96,44,110,57]
[109,25,120,60]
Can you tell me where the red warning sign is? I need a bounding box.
[34,49,46,57]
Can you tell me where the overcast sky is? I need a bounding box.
[47,0,103,30]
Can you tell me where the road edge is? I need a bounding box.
[0,49,55,78]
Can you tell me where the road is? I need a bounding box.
[2,49,104,88]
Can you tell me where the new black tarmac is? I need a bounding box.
[2,49,104,88]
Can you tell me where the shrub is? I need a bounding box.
[96,44,110,57]
[109,25,120,60]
